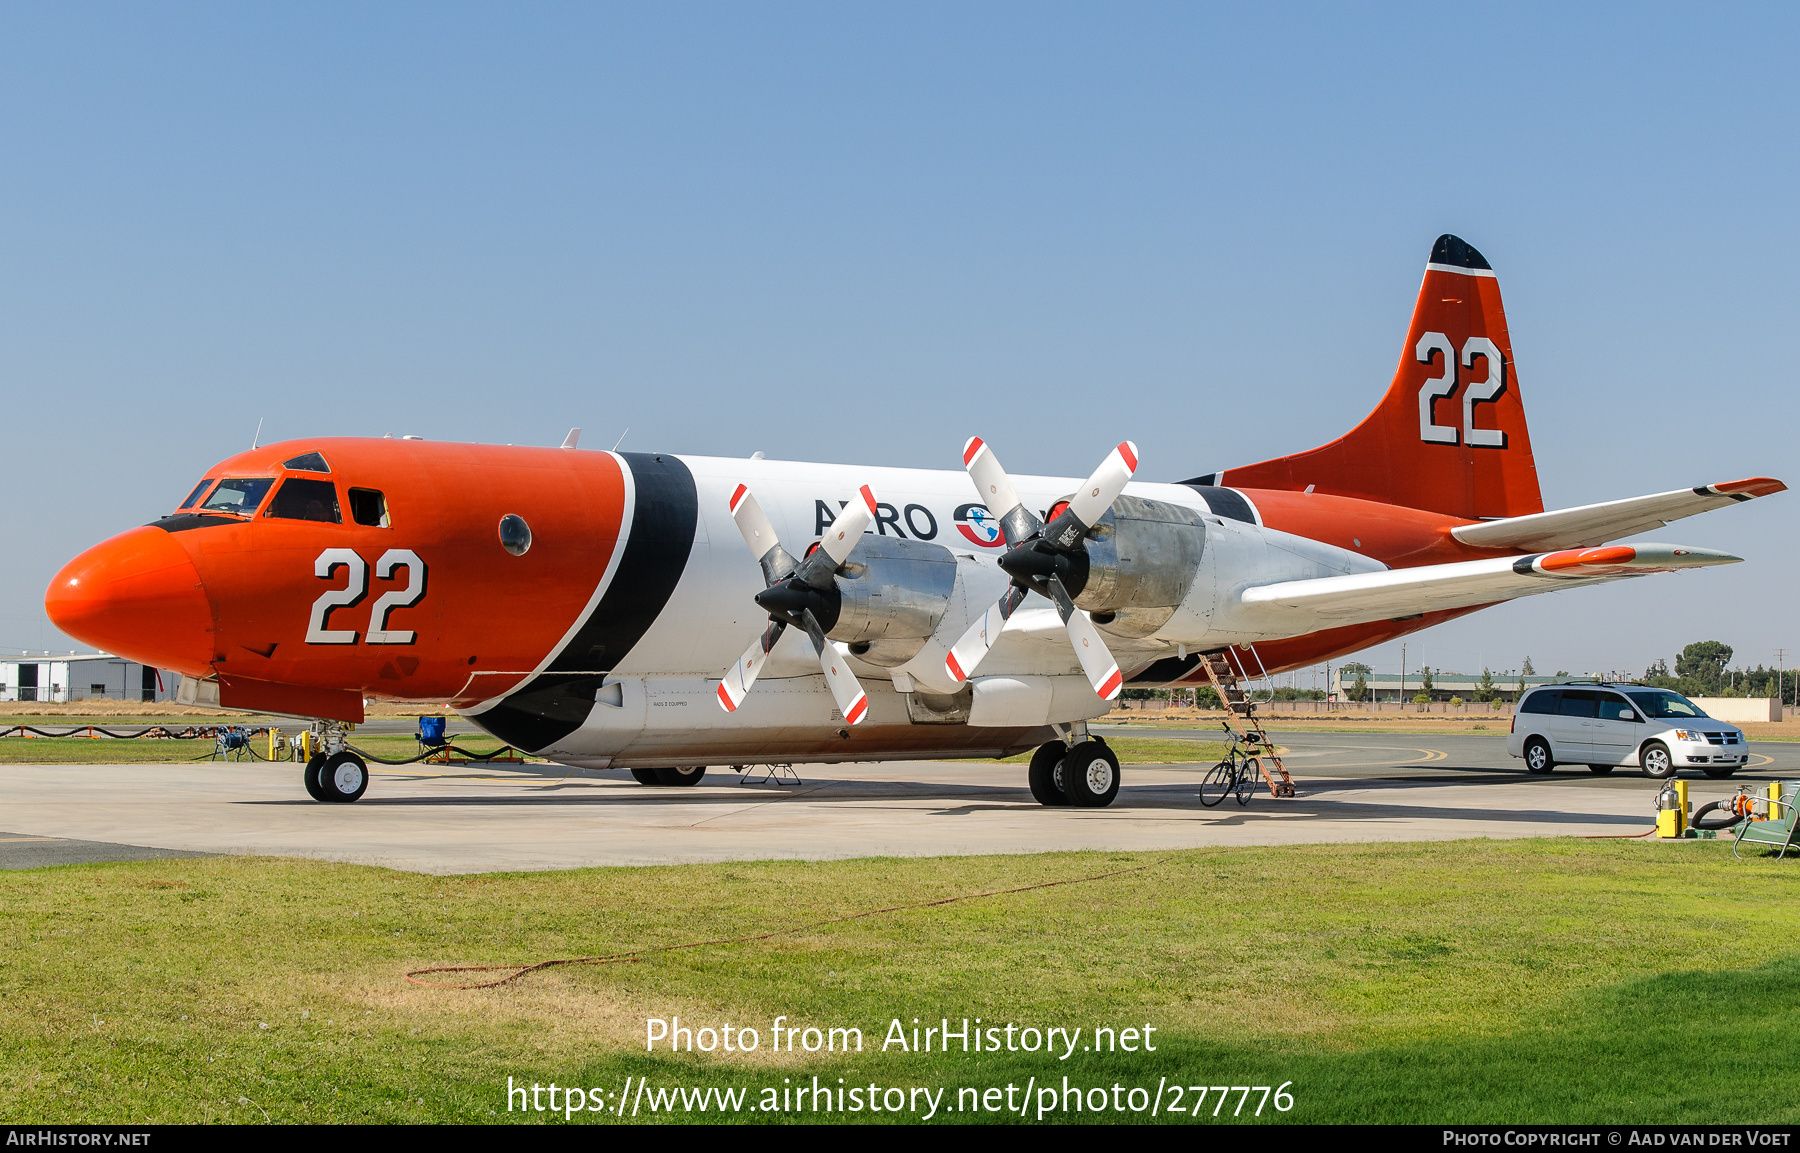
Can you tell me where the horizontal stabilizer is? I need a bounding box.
[1452,478,1786,551]
[1240,544,1740,632]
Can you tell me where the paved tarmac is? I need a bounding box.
[1,730,1793,874]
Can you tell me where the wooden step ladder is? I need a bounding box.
[1198,648,1296,798]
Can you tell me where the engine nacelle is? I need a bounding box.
[827,536,958,667]
[1072,494,1207,638]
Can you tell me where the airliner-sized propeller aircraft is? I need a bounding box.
[46,235,1785,807]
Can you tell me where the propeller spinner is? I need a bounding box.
[717,483,879,725]
[944,439,1138,699]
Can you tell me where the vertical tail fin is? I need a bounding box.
[1203,235,1543,520]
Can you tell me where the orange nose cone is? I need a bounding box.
[45,526,215,676]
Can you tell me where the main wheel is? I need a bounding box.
[317,752,369,803]
[654,765,706,787]
[1062,740,1121,808]
[1027,741,1070,807]
[1586,764,1615,775]
[1640,741,1675,780]
[629,768,660,785]
[1199,758,1234,807]
[1235,757,1261,806]
[302,754,328,802]
[1523,738,1555,775]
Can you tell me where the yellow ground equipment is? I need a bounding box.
[1655,779,1688,838]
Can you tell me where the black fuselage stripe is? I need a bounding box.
[472,452,698,752]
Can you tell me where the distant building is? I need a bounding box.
[1329,670,1567,703]
[1,653,178,704]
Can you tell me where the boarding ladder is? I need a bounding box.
[1198,648,1295,798]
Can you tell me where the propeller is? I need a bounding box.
[944,438,1138,700]
[716,483,878,725]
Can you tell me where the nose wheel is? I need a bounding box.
[304,751,369,803]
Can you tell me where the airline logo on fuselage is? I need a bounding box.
[813,499,1005,548]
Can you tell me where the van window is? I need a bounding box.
[1597,694,1638,721]
[177,479,215,510]
[200,478,275,515]
[1520,690,1560,715]
[348,488,389,528]
[266,478,342,523]
[1558,689,1599,718]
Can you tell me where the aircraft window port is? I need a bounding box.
[349,488,389,528]
[499,514,532,556]
[177,478,216,510]
[266,477,342,523]
[281,451,331,473]
[199,477,275,516]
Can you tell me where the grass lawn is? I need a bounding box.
[978,737,1231,765]
[4,839,1799,1125]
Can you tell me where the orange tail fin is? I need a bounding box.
[1196,235,1543,520]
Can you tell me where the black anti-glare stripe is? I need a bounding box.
[473,453,698,752]
[1180,484,1257,525]
[1176,472,1219,488]
[149,514,243,534]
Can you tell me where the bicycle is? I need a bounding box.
[1199,722,1268,808]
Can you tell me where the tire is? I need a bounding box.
[317,752,369,803]
[1703,767,1737,780]
[302,754,328,802]
[1587,764,1615,775]
[654,765,706,787]
[1062,740,1121,808]
[1199,758,1233,807]
[629,768,660,786]
[1523,738,1555,775]
[1027,741,1070,807]
[1640,741,1675,780]
[1235,757,1261,806]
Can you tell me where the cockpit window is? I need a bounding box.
[199,478,275,515]
[266,478,342,523]
[282,452,331,473]
[348,488,389,528]
[177,479,215,510]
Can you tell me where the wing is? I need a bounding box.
[1238,543,1740,632]
[1450,478,1784,551]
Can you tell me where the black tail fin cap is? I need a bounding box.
[1430,234,1491,270]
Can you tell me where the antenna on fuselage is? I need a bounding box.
[611,428,629,451]
[561,428,581,449]
[251,417,264,449]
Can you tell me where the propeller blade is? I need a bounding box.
[943,583,1029,684]
[962,437,1040,547]
[800,609,869,725]
[1043,440,1139,550]
[797,484,878,587]
[729,484,795,586]
[1046,575,1124,700]
[717,620,787,713]
[1068,441,1138,527]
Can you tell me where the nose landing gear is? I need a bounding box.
[302,721,369,803]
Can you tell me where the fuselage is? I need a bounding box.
[46,436,1510,763]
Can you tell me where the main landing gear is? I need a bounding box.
[1027,727,1121,808]
[301,720,369,803]
[629,766,708,787]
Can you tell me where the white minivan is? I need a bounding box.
[1506,682,1749,780]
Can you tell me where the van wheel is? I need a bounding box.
[1641,741,1675,780]
[1523,738,1554,775]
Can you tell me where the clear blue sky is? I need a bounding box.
[3,3,1794,680]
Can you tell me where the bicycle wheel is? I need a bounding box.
[1235,757,1261,806]
[1199,758,1234,807]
